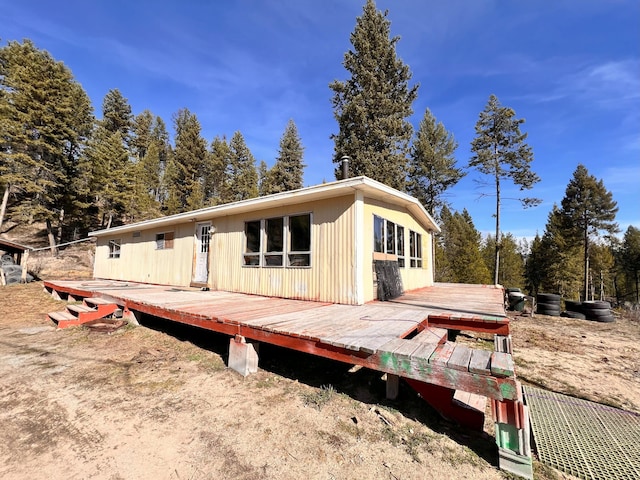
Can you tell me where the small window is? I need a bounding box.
[244,220,261,266]
[156,232,174,250]
[409,230,422,268]
[108,239,121,259]
[396,226,405,267]
[373,215,384,253]
[264,217,284,266]
[386,221,396,254]
[288,214,311,267]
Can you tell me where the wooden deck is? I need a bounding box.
[43,280,517,401]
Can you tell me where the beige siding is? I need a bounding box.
[210,195,358,304]
[362,197,434,302]
[93,223,196,285]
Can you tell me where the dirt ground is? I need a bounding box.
[1,275,638,479]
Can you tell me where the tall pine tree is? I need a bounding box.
[469,94,540,285]
[559,164,618,299]
[330,0,417,190]
[227,131,258,202]
[407,108,463,217]
[262,119,305,195]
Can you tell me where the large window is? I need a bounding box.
[373,215,406,267]
[156,232,174,250]
[243,213,311,267]
[108,239,121,259]
[409,230,423,268]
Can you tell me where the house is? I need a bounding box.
[89,176,440,305]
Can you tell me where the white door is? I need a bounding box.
[192,223,211,284]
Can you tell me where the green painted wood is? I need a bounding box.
[447,345,473,371]
[469,349,492,375]
[491,351,515,377]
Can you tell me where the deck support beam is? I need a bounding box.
[386,374,400,400]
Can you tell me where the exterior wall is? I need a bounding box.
[362,197,434,303]
[210,195,358,304]
[93,223,196,286]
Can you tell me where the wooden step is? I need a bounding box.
[48,311,76,323]
[84,297,114,306]
[67,304,95,314]
[413,326,447,344]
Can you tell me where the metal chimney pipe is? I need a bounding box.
[340,155,350,179]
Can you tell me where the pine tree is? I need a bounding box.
[560,164,618,299]
[263,119,305,195]
[437,206,491,284]
[171,108,208,211]
[208,136,231,205]
[469,94,540,285]
[102,88,132,141]
[227,131,258,202]
[0,40,93,248]
[330,0,417,190]
[407,108,463,217]
[482,233,525,288]
[617,226,640,303]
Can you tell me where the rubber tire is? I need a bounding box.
[1,254,15,266]
[582,301,611,310]
[591,315,615,323]
[537,301,562,310]
[537,308,561,316]
[561,311,586,320]
[1,265,22,275]
[537,293,561,302]
[506,288,522,294]
[564,300,582,312]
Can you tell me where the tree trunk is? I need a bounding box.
[0,184,10,231]
[46,218,58,256]
[494,172,501,286]
[583,226,589,301]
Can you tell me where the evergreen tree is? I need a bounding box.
[101,88,132,140]
[617,226,640,303]
[524,234,544,295]
[407,108,463,217]
[257,160,271,197]
[0,40,93,248]
[482,233,525,288]
[436,206,491,284]
[469,94,540,285]
[330,0,417,190]
[208,136,231,205]
[263,119,305,195]
[227,131,258,202]
[171,108,208,211]
[559,164,618,300]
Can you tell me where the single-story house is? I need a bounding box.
[89,176,440,305]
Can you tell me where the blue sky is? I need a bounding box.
[3,0,639,240]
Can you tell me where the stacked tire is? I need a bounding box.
[0,254,34,285]
[581,301,615,323]
[561,300,586,320]
[536,293,561,316]
[506,288,525,312]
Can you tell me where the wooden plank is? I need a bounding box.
[468,349,492,375]
[67,304,94,313]
[490,351,515,378]
[413,326,447,343]
[409,341,439,362]
[429,342,456,366]
[447,345,473,371]
[453,390,487,412]
[84,297,116,306]
[48,311,76,322]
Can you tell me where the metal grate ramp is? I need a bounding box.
[524,386,640,480]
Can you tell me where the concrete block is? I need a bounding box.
[498,446,533,479]
[228,335,258,377]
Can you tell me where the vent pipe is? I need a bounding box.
[340,155,350,179]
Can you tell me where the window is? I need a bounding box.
[373,215,406,267]
[108,239,121,259]
[396,226,405,267]
[244,220,261,266]
[409,230,422,268]
[156,232,174,250]
[243,214,311,268]
[373,215,384,253]
[288,214,311,267]
[265,217,284,266]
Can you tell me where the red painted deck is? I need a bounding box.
[43,280,517,401]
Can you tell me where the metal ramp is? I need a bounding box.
[524,386,640,480]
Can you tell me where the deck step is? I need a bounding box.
[67,304,95,314]
[413,326,447,343]
[48,311,76,323]
[84,297,114,306]
[453,389,487,412]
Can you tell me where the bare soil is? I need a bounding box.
[0,245,638,479]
